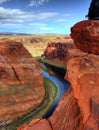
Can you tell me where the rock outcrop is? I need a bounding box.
[49,88,83,130]
[43,42,76,60]
[71,20,99,55]
[18,88,83,130]
[42,42,78,66]
[18,118,52,130]
[42,42,68,60]
[0,39,45,122]
[66,20,99,130]
[66,54,99,130]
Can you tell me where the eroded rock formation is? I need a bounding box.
[43,42,76,60]
[71,20,99,55]
[18,118,52,130]
[0,39,45,122]
[67,20,99,130]
[43,42,68,60]
[66,54,99,130]
[42,42,78,66]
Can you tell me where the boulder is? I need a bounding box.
[71,20,99,54]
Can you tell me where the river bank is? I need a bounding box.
[0,61,70,130]
[0,76,57,130]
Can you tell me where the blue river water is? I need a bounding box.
[43,71,70,118]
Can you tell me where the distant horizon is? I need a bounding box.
[0,32,70,35]
[0,0,91,34]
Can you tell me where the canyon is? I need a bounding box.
[0,20,99,130]
[18,20,99,130]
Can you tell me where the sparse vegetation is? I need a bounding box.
[0,85,34,96]
[0,77,58,130]
[0,33,71,130]
[0,34,72,57]
[37,57,66,70]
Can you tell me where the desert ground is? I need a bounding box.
[0,33,73,57]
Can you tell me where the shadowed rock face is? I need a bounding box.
[71,20,99,55]
[0,39,45,122]
[43,42,77,60]
[42,42,77,66]
[43,42,68,60]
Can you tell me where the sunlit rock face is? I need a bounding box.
[18,88,83,130]
[71,20,99,55]
[48,88,83,130]
[49,20,99,130]
[67,20,99,130]
[18,118,52,130]
[0,39,45,122]
[66,54,99,130]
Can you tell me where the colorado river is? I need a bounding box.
[43,71,70,118]
[0,66,70,130]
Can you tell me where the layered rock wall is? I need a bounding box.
[0,39,45,122]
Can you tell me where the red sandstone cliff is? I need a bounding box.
[43,42,68,60]
[42,42,78,66]
[0,39,45,122]
[66,54,99,130]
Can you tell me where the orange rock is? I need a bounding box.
[0,39,45,122]
[48,88,83,130]
[42,41,89,67]
[66,54,99,129]
[18,118,52,130]
[71,20,99,55]
[43,42,68,60]
[18,88,84,130]
[17,45,99,130]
